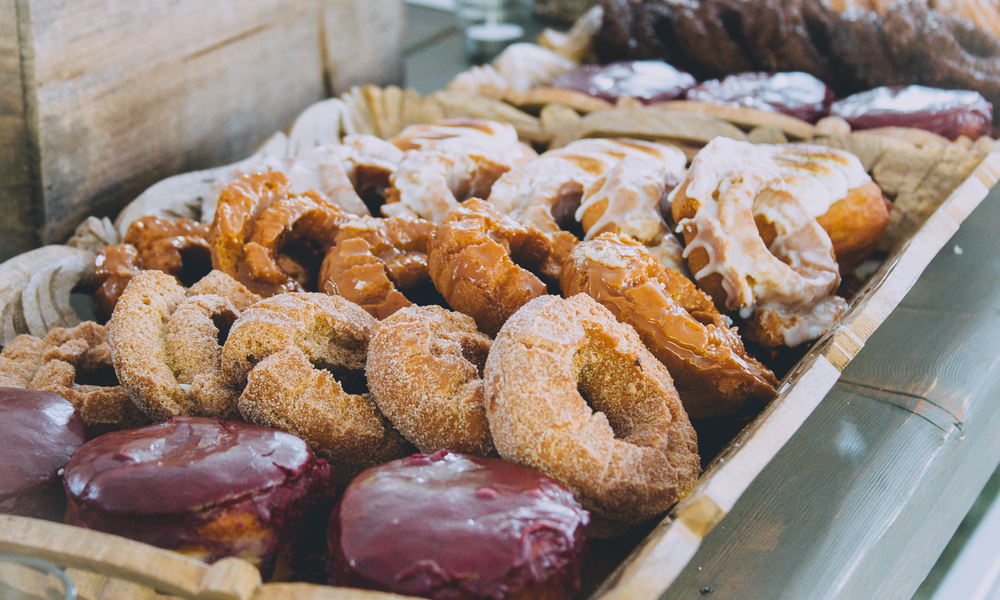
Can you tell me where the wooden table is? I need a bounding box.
[400,4,1000,599]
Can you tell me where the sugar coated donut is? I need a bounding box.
[560,234,778,419]
[222,292,413,478]
[318,215,436,319]
[484,293,700,537]
[328,450,589,600]
[670,137,847,347]
[108,270,260,421]
[367,305,495,456]
[64,416,337,580]
[427,198,577,335]
[0,387,86,520]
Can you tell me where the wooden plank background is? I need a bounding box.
[0,0,404,261]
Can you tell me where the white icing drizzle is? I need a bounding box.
[759,143,871,218]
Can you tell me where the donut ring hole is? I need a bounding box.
[549,181,587,238]
[273,225,331,290]
[459,337,490,378]
[175,245,213,288]
[316,363,369,397]
[210,309,238,348]
[572,327,666,446]
[73,359,120,387]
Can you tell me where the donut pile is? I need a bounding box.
[1,118,892,546]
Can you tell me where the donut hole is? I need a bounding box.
[175,245,213,288]
[573,328,666,446]
[318,363,369,397]
[211,310,238,348]
[353,165,393,215]
[550,181,587,238]
[74,360,121,387]
[460,337,490,377]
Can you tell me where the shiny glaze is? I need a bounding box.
[552,61,696,104]
[0,388,86,519]
[829,85,993,140]
[329,450,588,600]
[685,72,833,123]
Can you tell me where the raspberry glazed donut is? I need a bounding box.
[367,305,495,456]
[560,234,778,419]
[63,417,337,581]
[328,450,589,600]
[487,137,685,235]
[670,137,847,348]
[209,171,351,297]
[318,215,437,319]
[221,292,413,479]
[384,118,538,223]
[93,215,212,321]
[484,293,700,537]
[0,387,86,521]
[427,198,577,336]
[760,143,891,274]
[108,270,261,421]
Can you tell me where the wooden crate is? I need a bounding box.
[0,0,404,261]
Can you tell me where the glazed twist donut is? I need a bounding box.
[427,198,577,335]
[383,119,538,222]
[221,292,413,479]
[108,270,261,421]
[209,171,351,297]
[670,137,846,347]
[94,215,211,321]
[560,234,778,419]
[484,293,700,538]
[366,305,495,456]
[318,216,436,319]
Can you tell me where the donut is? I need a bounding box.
[829,85,994,141]
[560,234,778,419]
[761,143,891,273]
[0,387,86,521]
[670,137,847,347]
[484,293,700,537]
[94,215,212,321]
[487,137,685,234]
[108,270,261,421]
[684,72,834,123]
[550,60,697,104]
[63,416,337,580]
[328,450,589,600]
[318,215,436,319]
[367,305,495,456]
[221,292,414,479]
[209,171,351,297]
[0,322,147,432]
[574,149,689,273]
[383,119,538,222]
[427,198,577,336]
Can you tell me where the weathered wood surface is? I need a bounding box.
[0,0,403,261]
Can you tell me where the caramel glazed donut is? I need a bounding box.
[484,293,700,538]
[670,137,848,348]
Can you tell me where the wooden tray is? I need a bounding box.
[1,82,998,600]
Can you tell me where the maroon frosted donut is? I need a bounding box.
[64,417,337,580]
[328,450,589,600]
[551,60,696,104]
[685,71,834,122]
[0,387,86,521]
[829,85,993,140]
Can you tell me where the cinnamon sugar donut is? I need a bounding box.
[487,138,685,235]
[670,137,846,348]
[210,171,351,297]
[221,292,413,478]
[427,198,577,336]
[484,293,700,537]
[383,119,538,222]
[367,305,494,456]
[108,270,261,421]
[560,234,777,419]
[0,322,147,431]
[318,216,436,319]
[94,215,212,321]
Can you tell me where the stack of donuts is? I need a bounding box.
[0,116,893,597]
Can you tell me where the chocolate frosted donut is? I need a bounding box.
[0,387,86,520]
[328,450,589,600]
[64,417,337,580]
